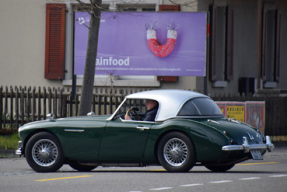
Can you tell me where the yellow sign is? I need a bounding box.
[226,106,245,122]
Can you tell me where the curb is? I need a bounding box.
[0,149,18,158]
[273,141,287,148]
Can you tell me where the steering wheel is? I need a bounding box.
[126,108,140,120]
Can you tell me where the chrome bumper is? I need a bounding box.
[222,136,274,153]
[15,141,23,156]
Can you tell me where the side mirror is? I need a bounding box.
[46,113,54,121]
[87,112,95,116]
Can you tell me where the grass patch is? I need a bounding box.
[0,133,20,149]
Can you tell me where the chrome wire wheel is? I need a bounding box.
[163,138,188,167]
[26,132,64,172]
[32,139,58,167]
[158,132,195,172]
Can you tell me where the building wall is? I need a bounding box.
[277,1,287,89]
[197,0,287,95]
[1,0,286,94]
[0,0,62,88]
[0,0,199,90]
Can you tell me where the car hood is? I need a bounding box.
[19,115,111,130]
[202,118,263,144]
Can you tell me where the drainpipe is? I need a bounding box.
[257,0,263,91]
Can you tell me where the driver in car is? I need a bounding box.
[125,99,159,121]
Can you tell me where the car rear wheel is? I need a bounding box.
[205,164,235,172]
[25,132,64,172]
[157,132,195,172]
[68,161,97,172]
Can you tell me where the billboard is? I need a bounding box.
[216,101,265,133]
[74,12,207,76]
[245,102,265,134]
[226,103,245,123]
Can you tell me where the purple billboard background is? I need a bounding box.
[74,12,207,76]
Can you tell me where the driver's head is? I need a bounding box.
[145,100,158,111]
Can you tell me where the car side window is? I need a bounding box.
[114,99,147,119]
[178,98,223,116]
[192,98,222,115]
[178,100,200,116]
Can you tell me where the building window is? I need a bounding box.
[262,7,281,87]
[209,5,233,86]
[117,4,156,12]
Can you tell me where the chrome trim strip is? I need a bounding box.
[64,129,85,132]
[228,118,240,124]
[136,126,150,131]
[222,136,274,153]
[170,115,225,119]
[207,119,220,124]
[120,118,155,124]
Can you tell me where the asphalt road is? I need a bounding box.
[0,146,286,192]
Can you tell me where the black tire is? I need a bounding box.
[157,132,196,172]
[205,164,235,172]
[25,132,64,172]
[68,161,97,172]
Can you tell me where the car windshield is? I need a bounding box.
[113,99,148,119]
[178,98,223,116]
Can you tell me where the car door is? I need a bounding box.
[59,119,107,161]
[99,119,153,162]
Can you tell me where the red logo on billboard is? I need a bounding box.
[146,23,177,58]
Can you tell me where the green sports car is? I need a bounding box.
[16,89,274,172]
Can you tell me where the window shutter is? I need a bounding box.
[45,4,66,80]
[275,10,281,82]
[157,5,180,82]
[226,6,234,81]
[158,5,180,11]
[209,4,217,81]
[261,10,267,81]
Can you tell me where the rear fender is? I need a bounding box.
[144,119,230,163]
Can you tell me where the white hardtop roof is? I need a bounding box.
[125,89,209,121]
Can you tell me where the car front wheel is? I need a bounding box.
[25,132,64,172]
[157,132,196,172]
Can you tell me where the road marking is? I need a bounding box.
[35,175,93,182]
[180,183,203,187]
[239,177,261,180]
[150,162,278,172]
[237,162,278,166]
[269,174,287,178]
[210,180,232,184]
[128,191,142,192]
[151,169,166,172]
[150,187,173,191]
[147,174,287,192]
